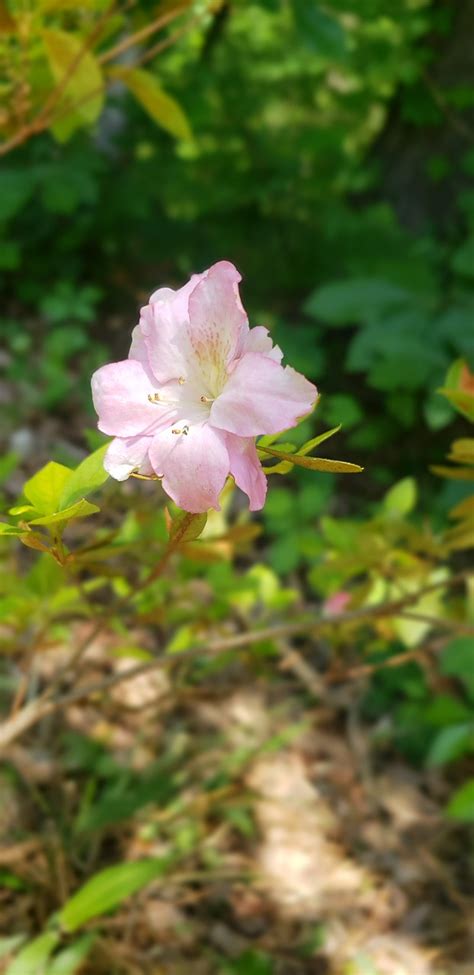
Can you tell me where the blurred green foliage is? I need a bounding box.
[1,0,473,493]
[1,1,474,969]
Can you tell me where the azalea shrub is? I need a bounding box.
[0,251,473,969]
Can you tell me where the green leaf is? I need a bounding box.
[257,444,363,474]
[223,948,274,975]
[446,778,474,822]
[42,28,104,141]
[261,426,343,475]
[261,459,294,476]
[427,724,474,767]
[60,857,171,932]
[383,477,417,516]
[451,235,474,278]
[436,391,474,424]
[5,932,60,975]
[257,433,285,448]
[111,68,192,142]
[169,511,207,542]
[305,278,411,326]
[24,462,73,515]
[431,464,474,481]
[59,445,109,508]
[324,395,363,430]
[0,522,24,536]
[441,637,474,699]
[449,438,474,464]
[29,499,100,526]
[291,0,346,60]
[0,451,19,484]
[0,936,26,962]
[437,360,474,421]
[46,935,95,975]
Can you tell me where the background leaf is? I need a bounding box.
[60,858,172,932]
[111,68,192,141]
[42,29,104,141]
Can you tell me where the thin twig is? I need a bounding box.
[0,0,118,157]
[98,5,187,66]
[0,2,191,157]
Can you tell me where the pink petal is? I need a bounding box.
[149,422,230,512]
[104,435,154,481]
[128,323,162,387]
[91,359,171,437]
[226,435,267,511]
[148,285,179,305]
[134,262,248,389]
[242,326,282,363]
[138,302,190,385]
[138,279,203,384]
[138,273,208,383]
[129,323,149,366]
[210,352,318,437]
[187,261,248,389]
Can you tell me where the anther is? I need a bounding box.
[178,376,186,385]
[200,395,214,404]
[172,427,182,435]
[148,392,161,403]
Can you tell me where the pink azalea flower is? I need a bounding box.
[91,261,317,513]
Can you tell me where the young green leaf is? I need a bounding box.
[427,724,474,767]
[383,477,417,516]
[24,462,73,515]
[446,778,474,822]
[437,359,474,422]
[8,505,36,516]
[0,936,26,962]
[431,465,474,481]
[168,510,208,542]
[29,499,100,526]
[59,445,109,509]
[5,932,60,975]
[60,857,172,932]
[46,934,95,975]
[0,522,25,536]
[257,444,363,474]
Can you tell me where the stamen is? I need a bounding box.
[172,427,182,435]
[172,424,190,436]
[200,395,214,404]
[148,392,161,403]
[178,376,186,385]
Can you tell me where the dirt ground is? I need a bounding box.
[1,619,473,975]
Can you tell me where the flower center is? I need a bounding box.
[147,376,217,434]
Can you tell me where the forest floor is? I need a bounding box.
[1,614,473,975]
